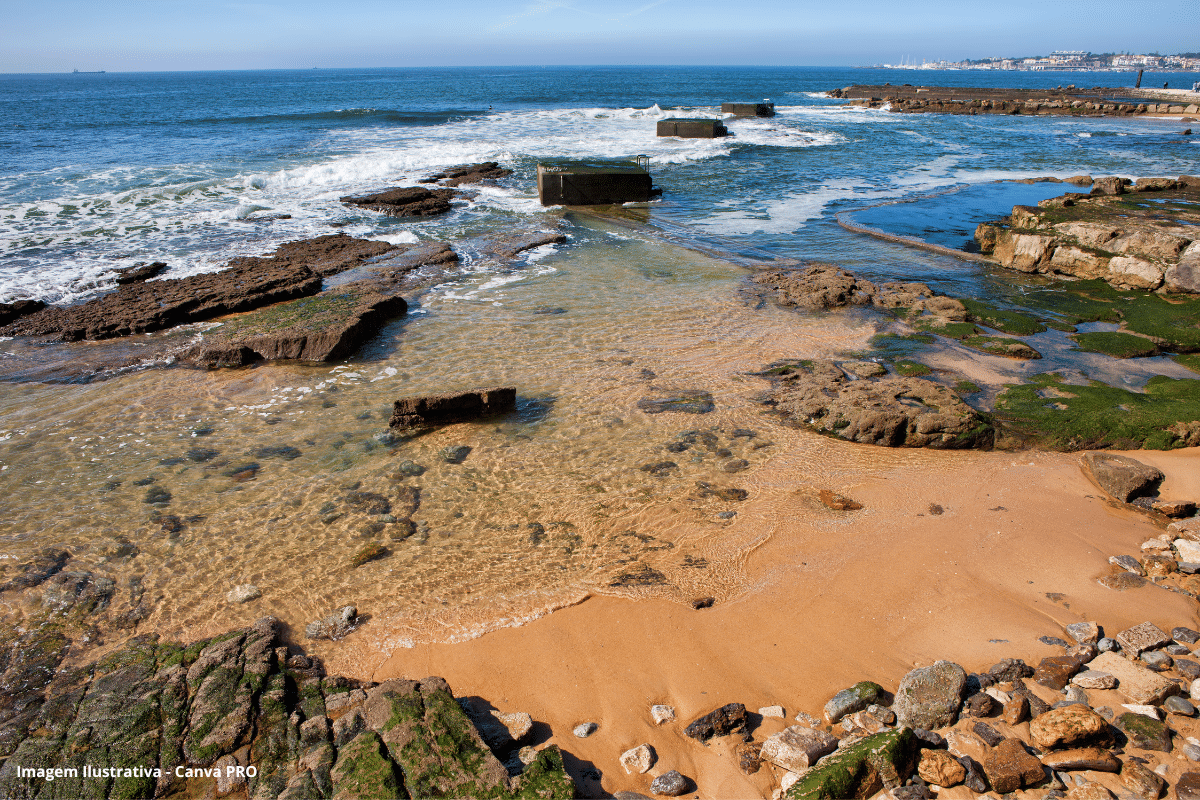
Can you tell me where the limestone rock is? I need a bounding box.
[759,705,785,718]
[759,361,991,449]
[1113,622,1172,656]
[651,705,675,724]
[750,264,874,309]
[390,387,517,430]
[1080,452,1164,503]
[1072,671,1117,690]
[620,744,655,774]
[917,749,966,787]
[1028,704,1108,750]
[894,661,967,730]
[226,584,262,604]
[761,726,839,772]
[983,738,1047,794]
[994,232,1056,271]
[1066,782,1114,799]
[1066,622,1101,645]
[573,722,597,738]
[1120,759,1165,799]
[1107,255,1164,290]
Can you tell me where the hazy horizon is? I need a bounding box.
[2,0,1196,74]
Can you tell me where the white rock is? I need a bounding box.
[493,711,533,742]
[759,705,785,719]
[760,726,838,772]
[1176,539,1200,563]
[573,722,597,738]
[793,711,822,727]
[1192,678,1200,701]
[1141,539,1171,552]
[985,687,1012,704]
[650,704,675,725]
[781,772,801,792]
[1072,670,1117,690]
[1121,704,1163,720]
[225,583,262,603]
[619,744,655,774]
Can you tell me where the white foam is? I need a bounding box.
[374,232,421,245]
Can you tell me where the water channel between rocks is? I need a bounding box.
[0,215,890,668]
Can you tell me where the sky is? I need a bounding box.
[1,0,1197,73]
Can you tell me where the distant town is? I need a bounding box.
[872,51,1200,72]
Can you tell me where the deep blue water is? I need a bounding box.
[1,66,1199,304]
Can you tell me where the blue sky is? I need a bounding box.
[2,0,1196,72]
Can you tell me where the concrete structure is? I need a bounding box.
[656,118,727,138]
[721,102,775,117]
[537,162,660,206]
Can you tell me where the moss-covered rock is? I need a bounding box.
[1070,331,1159,358]
[1117,711,1172,752]
[995,372,1200,449]
[785,727,918,799]
[510,745,575,800]
[330,730,404,800]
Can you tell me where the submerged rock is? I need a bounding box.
[390,387,517,430]
[758,360,992,449]
[340,186,455,217]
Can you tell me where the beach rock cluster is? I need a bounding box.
[975,177,1200,294]
[0,617,573,800]
[418,160,514,187]
[624,610,1200,800]
[756,359,993,449]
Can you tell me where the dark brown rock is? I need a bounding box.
[341,186,455,217]
[481,231,568,259]
[422,161,513,187]
[683,703,748,742]
[390,387,516,429]
[0,299,46,326]
[1080,452,1164,503]
[112,261,169,284]
[1034,653,1089,690]
[1176,771,1200,800]
[819,490,863,511]
[983,738,1046,794]
[0,235,392,342]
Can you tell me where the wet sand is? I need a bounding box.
[371,441,1200,798]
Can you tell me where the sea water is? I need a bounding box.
[1,67,1198,659]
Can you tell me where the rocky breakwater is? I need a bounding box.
[343,161,515,217]
[0,616,573,800]
[975,175,1200,295]
[827,84,1199,118]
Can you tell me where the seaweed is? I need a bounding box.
[1174,353,1200,374]
[960,298,1046,336]
[892,360,932,377]
[1070,331,1159,358]
[994,372,1200,450]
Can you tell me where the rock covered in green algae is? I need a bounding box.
[0,618,575,800]
[785,727,919,799]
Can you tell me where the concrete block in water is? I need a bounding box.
[537,163,660,206]
[656,118,727,138]
[721,102,775,117]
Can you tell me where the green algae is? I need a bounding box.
[954,380,982,394]
[912,319,981,340]
[1174,353,1200,373]
[960,298,1046,335]
[1070,331,1159,358]
[892,360,932,377]
[994,372,1200,450]
[962,335,1041,359]
[331,730,404,799]
[786,727,917,800]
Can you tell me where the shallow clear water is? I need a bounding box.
[1,66,1199,651]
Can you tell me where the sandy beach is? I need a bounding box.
[368,440,1200,797]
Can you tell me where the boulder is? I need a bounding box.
[1091,176,1130,195]
[983,738,1047,793]
[994,232,1055,272]
[1113,621,1172,655]
[650,770,690,796]
[917,749,966,787]
[1106,256,1164,290]
[389,387,517,430]
[750,265,873,309]
[340,186,455,217]
[1040,747,1120,772]
[1080,452,1164,503]
[1028,704,1109,750]
[893,661,967,730]
[759,361,992,449]
[1115,712,1171,751]
[1109,229,1191,261]
[760,726,838,772]
[1120,759,1165,799]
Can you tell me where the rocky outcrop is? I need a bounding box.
[0,300,46,327]
[0,619,573,800]
[389,387,517,430]
[340,186,455,217]
[419,161,513,187]
[1080,452,1164,503]
[828,85,1191,119]
[975,179,1200,293]
[750,265,957,314]
[0,235,393,342]
[757,360,993,449]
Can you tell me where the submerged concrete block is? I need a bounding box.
[537,163,660,206]
[721,102,775,117]
[656,118,727,138]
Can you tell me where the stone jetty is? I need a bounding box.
[828,85,1200,118]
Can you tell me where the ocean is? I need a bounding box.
[1,66,1198,660]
